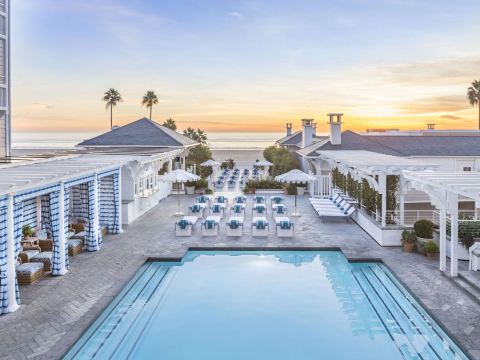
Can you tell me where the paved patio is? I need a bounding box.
[0,194,479,359]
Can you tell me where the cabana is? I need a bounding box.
[0,155,124,314]
[403,170,480,277]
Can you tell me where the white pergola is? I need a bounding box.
[403,170,480,277]
[317,151,438,227]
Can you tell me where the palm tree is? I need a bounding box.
[467,80,480,129]
[183,127,207,144]
[141,90,159,120]
[163,117,177,130]
[102,88,122,129]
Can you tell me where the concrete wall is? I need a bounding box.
[351,209,403,246]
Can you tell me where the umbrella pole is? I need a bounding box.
[292,188,300,217]
[175,180,184,217]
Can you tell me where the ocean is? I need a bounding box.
[12,131,284,150]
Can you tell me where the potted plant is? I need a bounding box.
[424,240,439,259]
[401,229,417,252]
[22,224,33,239]
[296,182,307,196]
[195,178,208,194]
[414,219,434,254]
[184,180,196,195]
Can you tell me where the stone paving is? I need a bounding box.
[0,194,480,359]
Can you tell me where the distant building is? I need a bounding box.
[0,0,10,157]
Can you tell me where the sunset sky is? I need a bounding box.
[12,0,480,133]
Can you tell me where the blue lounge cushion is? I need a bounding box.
[177,219,191,230]
[255,220,266,230]
[279,221,291,230]
[204,220,216,229]
[255,205,266,213]
[191,204,201,212]
[228,220,240,229]
[16,262,44,275]
[217,196,225,203]
[212,205,221,213]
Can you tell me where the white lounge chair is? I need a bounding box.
[275,216,294,237]
[215,195,228,206]
[253,195,266,204]
[201,216,221,236]
[230,204,246,217]
[270,195,284,207]
[226,216,244,237]
[190,203,206,218]
[317,206,356,222]
[234,195,247,204]
[210,203,226,219]
[469,242,480,271]
[175,216,197,236]
[273,204,288,216]
[252,217,269,237]
[253,204,267,216]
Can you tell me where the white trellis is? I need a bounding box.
[403,171,480,277]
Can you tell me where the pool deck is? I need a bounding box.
[1,194,479,360]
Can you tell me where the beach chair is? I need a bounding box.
[317,206,356,222]
[253,195,266,204]
[253,204,267,216]
[175,216,197,236]
[270,195,284,206]
[215,195,228,206]
[231,204,246,217]
[226,217,244,237]
[273,204,287,216]
[469,242,480,271]
[190,203,206,218]
[275,217,294,237]
[252,217,269,237]
[196,195,211,205]
[234,195,246,204]
[210,203,225,219]
[201,216,221,236]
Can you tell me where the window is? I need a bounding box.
[463,166,472,172]
[134,181,138,195]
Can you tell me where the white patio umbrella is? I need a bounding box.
[275,169,316,216]
[159,169,200,216]
[200,160,221,189]
[255,160,273,179]
[200,159,221,167]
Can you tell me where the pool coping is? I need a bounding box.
[62,246,473,360]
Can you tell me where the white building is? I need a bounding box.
[0,0,10,158]
[77,117,199,224]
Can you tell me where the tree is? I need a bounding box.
[183,127,207,144]
[163,118,177,131]
[467,80,480,129]
[102,88,122,129]
[142,90,159,120]
[186,145,213,177]
[263,145,300,177]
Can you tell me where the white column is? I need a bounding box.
[399,177,405,226]
[449,192,459,277]
[167,159,173,172]
[379,174,387,227]
[57,182,68,275]
[439,207,447,272]
[93,174,100,250]
[36,196,42,230]
[6,194,19,312]
[181,156,186,170]
[117,172,123,233]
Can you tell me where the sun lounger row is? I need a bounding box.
[309,191,357,221]
[175,216,294,237]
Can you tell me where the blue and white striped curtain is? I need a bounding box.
[86,180,99,251]
[70,184,89,223]
[51,188,70,275]
[13,202,22,304]
[41,195,51,233]
[0,205,8,313]
[79,183,89,223]
[98,173,121,235]
[63,187,70,270]
[111,172,121,234]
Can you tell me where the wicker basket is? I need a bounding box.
[16,263,44,285]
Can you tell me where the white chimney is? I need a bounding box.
[302,119,314,147]
[327,113,343,145]
[312,122,317,137]
[286,123,292,136]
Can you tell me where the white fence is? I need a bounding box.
[310,175,332,198]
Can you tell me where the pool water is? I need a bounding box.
[64,251,468,360]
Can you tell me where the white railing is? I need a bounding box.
[310,175,332,198]
[385,209,478,226]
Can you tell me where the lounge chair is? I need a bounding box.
[253,204,267,216]
[16,258,44,285]
[175,216,197,236]
[68,239,83,256]
[226,217,244,237]
[469,242,480,271]
[231,204,246,217]
[196,195,211,204]
[190,203,206,218]
[234,195,246,204]
[30,251,53,272]
[252,217,269,237]
[210,203,225,218]
[273,204,287,216]
[253,195,266,204]
[201,216,221,236]
[317,206,356,222]
[36,229,53,252]
[215,195,228,205]
[270,195,284,206]
[275,217,294,237]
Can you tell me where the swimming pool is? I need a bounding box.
[64,251,468,360]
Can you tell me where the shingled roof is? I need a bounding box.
[78,118,198,148]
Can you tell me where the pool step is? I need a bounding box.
[352,265,462,360]
[444,272,480,305]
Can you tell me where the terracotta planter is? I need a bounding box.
[403,242,415,252]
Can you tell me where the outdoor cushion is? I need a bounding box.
[217,196,225,203]
[254,196,265,203]
[232,205,244,213]
[254,205,266,213]
[20,249,40,260]
[204,220,216,229]
[473,248,480,257]
[276,206,286,214]
[272,196,283,204]
[234,196,245,203]
[255,220,266,230]
[197,196,208,203]
[68,239,83,248]
[177,220,191,230]
[279,221,292,230]
[16,262,44,275]
[191,204,202,212]
[36,229,48,240]
[228,220,241,229]
[212,205,221,213]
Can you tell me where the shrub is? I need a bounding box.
[194,178,208,190]
[424,240,439,254]
[245,179,283,190]
[285,183,297,195]
[221,159,235,169]
[205,188,213,195]
[401,229,417,244]
[414,219,434,239]
[22,224,34,237]
[263,146,300,177]
[184,180,197,187]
